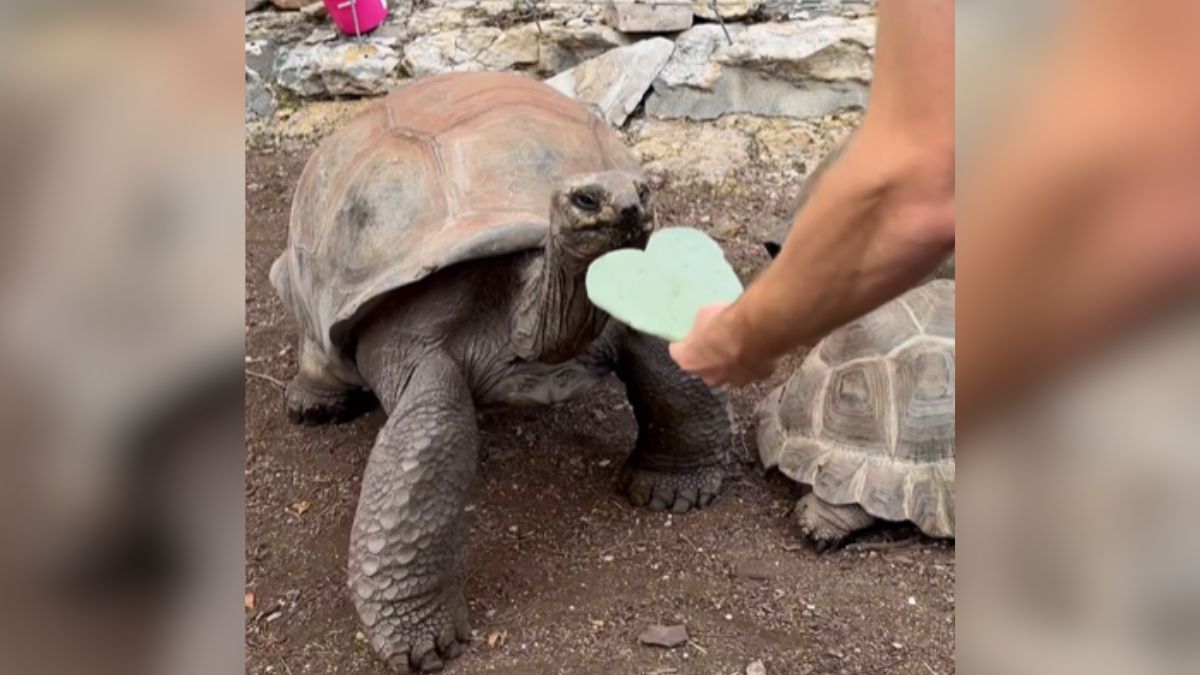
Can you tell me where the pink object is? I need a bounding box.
[324,0,389,37]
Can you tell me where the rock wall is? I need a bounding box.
[246,0,876,185]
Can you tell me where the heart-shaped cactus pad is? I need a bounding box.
[586,227,744,342]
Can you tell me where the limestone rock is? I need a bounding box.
[245,39,279,81]
[604,0,693,33]
[245,67,277,122]
[245,5,321,45]
[760,0,877,20]
[407,1,602,39]
[627,112,861,187]
[692,0,759,20]
[275,38,402,97]
[272,0,310,9]
[247,0,270,13]
[628,119,751,186]
[404,22,627,78]
[646,18,875,120]
[546,38,674,127]
[638,624,689,648]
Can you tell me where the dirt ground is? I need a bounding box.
[245,148,955,675]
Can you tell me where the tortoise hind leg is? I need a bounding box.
[286,337,373,425]
[795,493,877,552]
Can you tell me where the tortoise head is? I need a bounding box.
[550,171,652,266]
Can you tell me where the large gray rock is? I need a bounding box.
[245,39,279,81]
[646,18,875,120]
[246,0,270,13]
[692,0,759,20]
[546,37,674,127]
[604,0,693,33]
[404,22,627,78]
[245,67,277,122]
[275,38,403,98]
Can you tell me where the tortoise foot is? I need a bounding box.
[795,494,876,553]
[363,592,471,673]
[619,463,727,514]
[285,375,372,426]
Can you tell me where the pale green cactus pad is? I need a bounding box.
[586,227,744,342]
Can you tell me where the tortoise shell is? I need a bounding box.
[270,71,642,360]
[757,280,955,537]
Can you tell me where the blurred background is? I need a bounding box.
[0,2,244,674]
[958,1,1200,674]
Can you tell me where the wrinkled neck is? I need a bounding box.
[511,240,602,363]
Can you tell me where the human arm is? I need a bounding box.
[669,0,956,386]
[956,0,1200,428]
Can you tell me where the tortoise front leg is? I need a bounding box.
[612,328,734,513]
[349,353,475,673]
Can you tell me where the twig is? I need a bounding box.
[709,0,734,45]
[247,369,287,389]
[688,639,709,655]
[923,662,940,675]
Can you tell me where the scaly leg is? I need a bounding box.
[349,353,475,672]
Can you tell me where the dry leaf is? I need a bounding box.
[291,500,311,515]
[245,592,255,609]
[486,631,506,648]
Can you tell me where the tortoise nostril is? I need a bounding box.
[620,204,641,222]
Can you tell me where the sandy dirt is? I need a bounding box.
[245,148,955,675]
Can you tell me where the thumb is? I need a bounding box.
[668,340,691,369]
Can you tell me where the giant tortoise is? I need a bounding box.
[270,72,732,671]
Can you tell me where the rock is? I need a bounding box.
[627,112,860,187]
[275,39,402,97]
[628,119,751,186]
[245,5,321,45]
[604,0,693,33]
[764,0,877,21]
[272,0,309,9]
[255,99,380,146]
[646,18,875,120]
[546,38,674,127]
[747,660,768,675]
[245,40,279,81]
[407,1,602,39]
[403,27,533,77]
[404,22,627,78]
[245,67,277,122]
[537,23,630,75]
[638,623,689,648]
[692,0,759,20]
[246,0,270,12]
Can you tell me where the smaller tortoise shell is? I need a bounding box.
[757,280,955,537]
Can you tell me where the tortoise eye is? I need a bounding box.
[570,191,601,212]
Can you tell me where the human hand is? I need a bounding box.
[668,303,778,388]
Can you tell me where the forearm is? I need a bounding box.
[728,132,954,361]
[957,0,1200,426]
